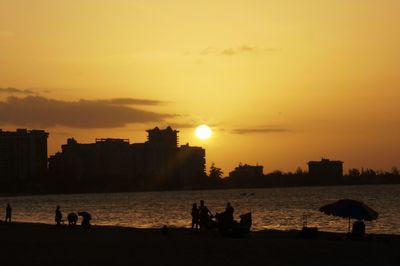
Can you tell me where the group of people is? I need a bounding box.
[55,206,92,228]
[191,200,235,231]
[4,203,91,229]
[4,201,246,234]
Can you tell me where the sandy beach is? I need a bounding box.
[0,222,398,266]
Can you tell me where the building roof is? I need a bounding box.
[308,158,343,165]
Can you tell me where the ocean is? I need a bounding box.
[1,184,399,234]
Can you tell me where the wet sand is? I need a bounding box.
[0,222,399,266]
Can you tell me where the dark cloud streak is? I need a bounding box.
[95,98,164,106]
[0,96,172,129]
[0,87,35,94]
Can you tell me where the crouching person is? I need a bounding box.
[67,212,78,226]
[78,212,92,229]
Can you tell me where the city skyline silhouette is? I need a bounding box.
[1,1,400,174]
[1,126,399,194]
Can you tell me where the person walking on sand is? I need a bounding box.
[55,205,62,226]
[5,203,12,223]
[199,200,212,230]
[191,203,199,230]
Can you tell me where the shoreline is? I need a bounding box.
[3,220,400,236]
[0,221,399,265]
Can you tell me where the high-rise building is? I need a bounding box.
[0,129,49,183]
[178,144,206,188]
[308,158,343,178]
[49,127,206,191]
[146,126,178,148]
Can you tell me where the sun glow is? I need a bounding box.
[195,124,212,140]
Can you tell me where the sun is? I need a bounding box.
[195,124,212,140]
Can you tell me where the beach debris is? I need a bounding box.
[300,213,318,239]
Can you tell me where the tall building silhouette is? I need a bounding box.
[0,129,49,185]
[308,158,343,178]
[147,126,178,148]
[49,127,206,191]
[49,138,132,189]
[177,144,206,188]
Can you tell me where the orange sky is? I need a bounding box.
[1,0,400,174]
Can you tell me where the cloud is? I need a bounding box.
[0,87,36,95]
[222,45,255,55]
[232,127,289,134]
[0,87,71,95]
[95,98,164,106]
[197,45,276,56]
[0,96,173,128]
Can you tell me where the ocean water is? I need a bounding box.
[1,184,399,234]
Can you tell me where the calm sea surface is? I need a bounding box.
[1,184,399,234]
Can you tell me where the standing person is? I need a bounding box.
[198,200,212,230]
[191,203,199,230]
[224,202,234,227]
[5,203,12,223]
[55,205,62,226]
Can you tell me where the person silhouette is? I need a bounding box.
[78,212,92,229]
[55,205,62,226]
[5,203,12,223]
[67,212,78,226]
[198,200,212,230]
[191,203,199,230]
[224,202,234,227]
[225,202,235,224]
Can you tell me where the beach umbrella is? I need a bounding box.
[319,199,378,232]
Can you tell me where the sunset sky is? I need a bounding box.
[1,0,399,174]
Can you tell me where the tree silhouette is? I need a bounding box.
[348,168,361,177]
[361,168,376,176]
[391,167,399,175]
[209,162,223,179]
[295,167,306,176]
